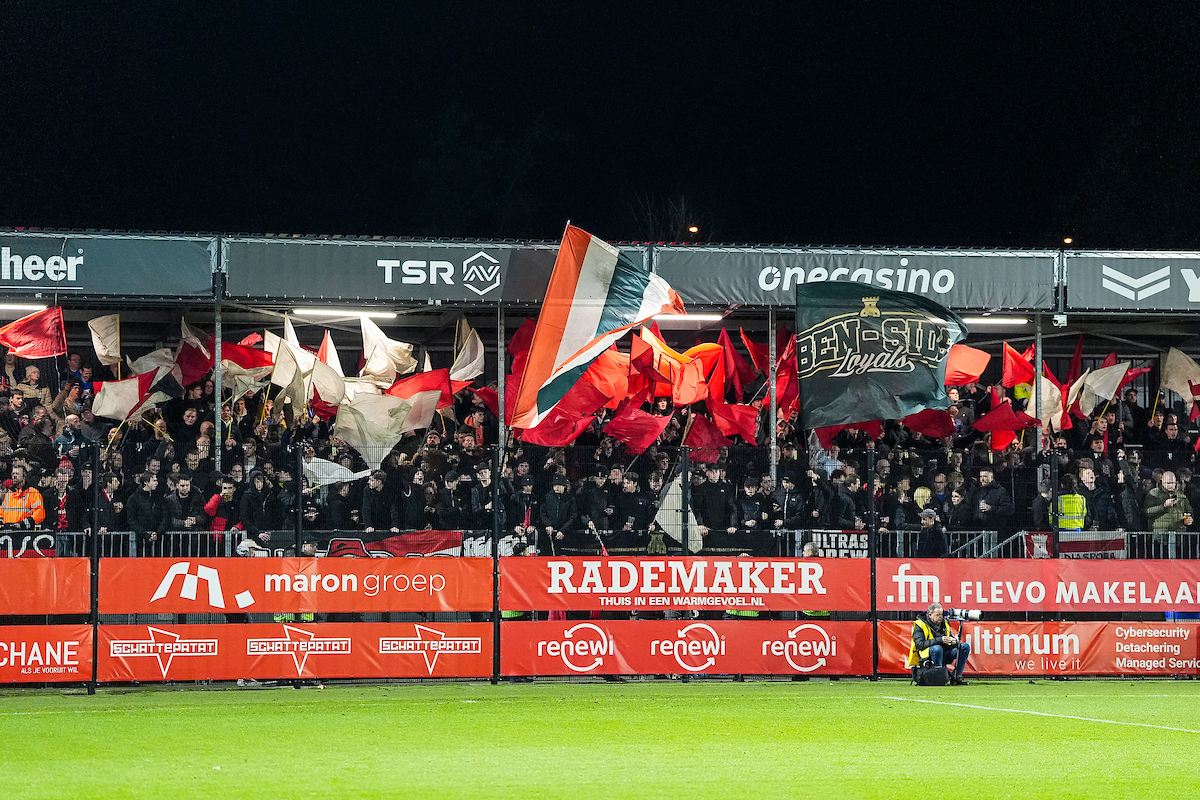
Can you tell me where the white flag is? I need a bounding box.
[360,316,417,384]
[450,320,485,382]
[87,314,121,368]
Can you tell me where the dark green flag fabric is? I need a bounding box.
[794,283,967,430]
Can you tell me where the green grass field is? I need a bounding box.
[2,679,1198,799]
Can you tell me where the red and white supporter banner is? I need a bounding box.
[99,558,493,614]
[0,625,92,683]
[0,559,90,614]
[100,622,493,682]
[501,620,872,676]
[1024,530,1127,559]
[877,558,1200,612]
[501,557,871,612]
[879,620,1200,676]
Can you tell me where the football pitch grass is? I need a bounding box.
[3,679,1199,799]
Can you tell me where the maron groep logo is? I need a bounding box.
[462,251,501,296]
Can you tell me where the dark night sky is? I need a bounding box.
[2,3,1197,249]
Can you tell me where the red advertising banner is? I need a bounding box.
[0,558,90,614]
[0,625,92,683]
[877,558,1200,612]
[99,557,493,614]
[500,620,872,676]
[99,622,493,682]
[878,620,1200,677]
[501,557,871,612]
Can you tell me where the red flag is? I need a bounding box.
[1020,343,1036,361]
[582,347,629,409]
[814,421,883,451]
[386,368,453,409]
[506,319,536,356]
[309,387,340,421]
[717,329,755,402]
[219,340,274,370]
[630,332,674,384]
[708,401,759,445]
[739,329,769,374]
[556,380,610,419]
[775,337,799,419]
[521,409,597,447]
[943,344,991,385]
[176,341,215,388]
[1101,352,1118,369]
[604,401,673,453]
[1067,336,1084,386]
[1119,366,1151,391]
[776,326,792,360]
[684,413,732,463]
[672,358,708,406]
[1002,343,1037,388]
[0,307,67,359]
[470,387,499,417]
[902,409,956,439]
[237,332,264,347]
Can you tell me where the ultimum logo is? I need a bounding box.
[377,250,502,296]
[536,623,615,673]
[246,625,351,675]
[1,246,83,283]
[761,624,837,673]
[109,627,217,678]
[650,623,726,673]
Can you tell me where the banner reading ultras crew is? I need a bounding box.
[502,621,872,676]
[501,557,871,612]
[0,625,91,683]
[99,558,492,614]
[878,558,1200,612]
[878,621,1200,676]
[100,623,493,682]
[0,559,90,614]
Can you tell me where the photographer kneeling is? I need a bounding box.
[908,602,971,686]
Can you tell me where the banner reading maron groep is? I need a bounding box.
[795,283,966,430]
[501,557,871,612]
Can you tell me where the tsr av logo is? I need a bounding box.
[377,250,501,296]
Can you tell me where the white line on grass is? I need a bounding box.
[882,695,1200,734]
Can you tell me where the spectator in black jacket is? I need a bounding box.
[773,473,807,530]
[576,465,614,533]
[693,464,736,537]
[438,470,471,530]
[470,463,503,532]
[971,468,1015,533]
[362,470,401,534]
[612,472,654,534]
[127,471,166,555]
[540,475,578,553]
[239,470,273,546]
[165,475,207,555]
[324,481,357,530]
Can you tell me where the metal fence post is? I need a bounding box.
[491,442,501,684]
[680,447,691,557]
[865,445,879,680]
[294,444,304,556]
[88,443,101,695]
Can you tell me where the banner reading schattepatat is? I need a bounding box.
[794,283,967,429]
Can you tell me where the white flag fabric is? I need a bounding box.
[1038,373,1064,432]
[284,314,300,348]
[88,315,122,368]
[450,320,485,382]
[360,316,417,384]
[333,392,428,469]
[127,348,182,382]
[1162,347,1200,415]
[271,342,307,407]
[181,317,210,359]
[302,456,371,488]
[1080,362,1130,414]
[310,355,346,406]
[318,330,344,377]
[218,361,273,400]
[92,370,159,420]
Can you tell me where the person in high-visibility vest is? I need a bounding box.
[1052,474,1088,532]
[0,464,45,528]
[907,602,971,685]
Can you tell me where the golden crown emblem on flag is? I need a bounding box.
[859,297,881,317]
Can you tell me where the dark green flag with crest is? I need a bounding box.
[794,283,967,430]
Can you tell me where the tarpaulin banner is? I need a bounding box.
[313,529,466,557]
[1064,253,1200,311]
[794,530,870,558]
[501,557,872,612]
[501,620,872,676]
[99,558,493,614]
[0,531,60,558]
[0,558,90,614]
[878,558,1200,612]
[878,620,1200,676]
[99,622,493,682]
[1024,531,1127,559]
[0,625,92,683]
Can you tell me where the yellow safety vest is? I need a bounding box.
[1054,494,1086,531]
[906,616,951,668]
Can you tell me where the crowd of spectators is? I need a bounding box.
[0,348,1196,560]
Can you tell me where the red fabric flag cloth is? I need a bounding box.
[1067,336,1084,385]
[506,319,536,356]
[672,358,708,405]
[990,431,1018,451]
[219,339,274,369]
[972,402,1040,432]
[470,387,499,417]
[1001,343,1036,388]
[555,379,610,419]
[776,326,792,360]
[630,332,674,383]
[1119,366,1152,391]
[813,421,884,451]
[520,409,597,447]
[708,400,760,445]
[1020,343,1036,361]
[604,401,673,453]
[1102,352,1119,369]
[775,337,799,418]
[386,368,453,409]
[309,387,340,421]
[739,329,770,375]
[176,341,215,387]
[902,409,956,439]
[715,326,753,400]
[943,344,991,386]
[237,332,264,347]
[684,413,732,463]
[582,347,630,409]
[0,307,67,359]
